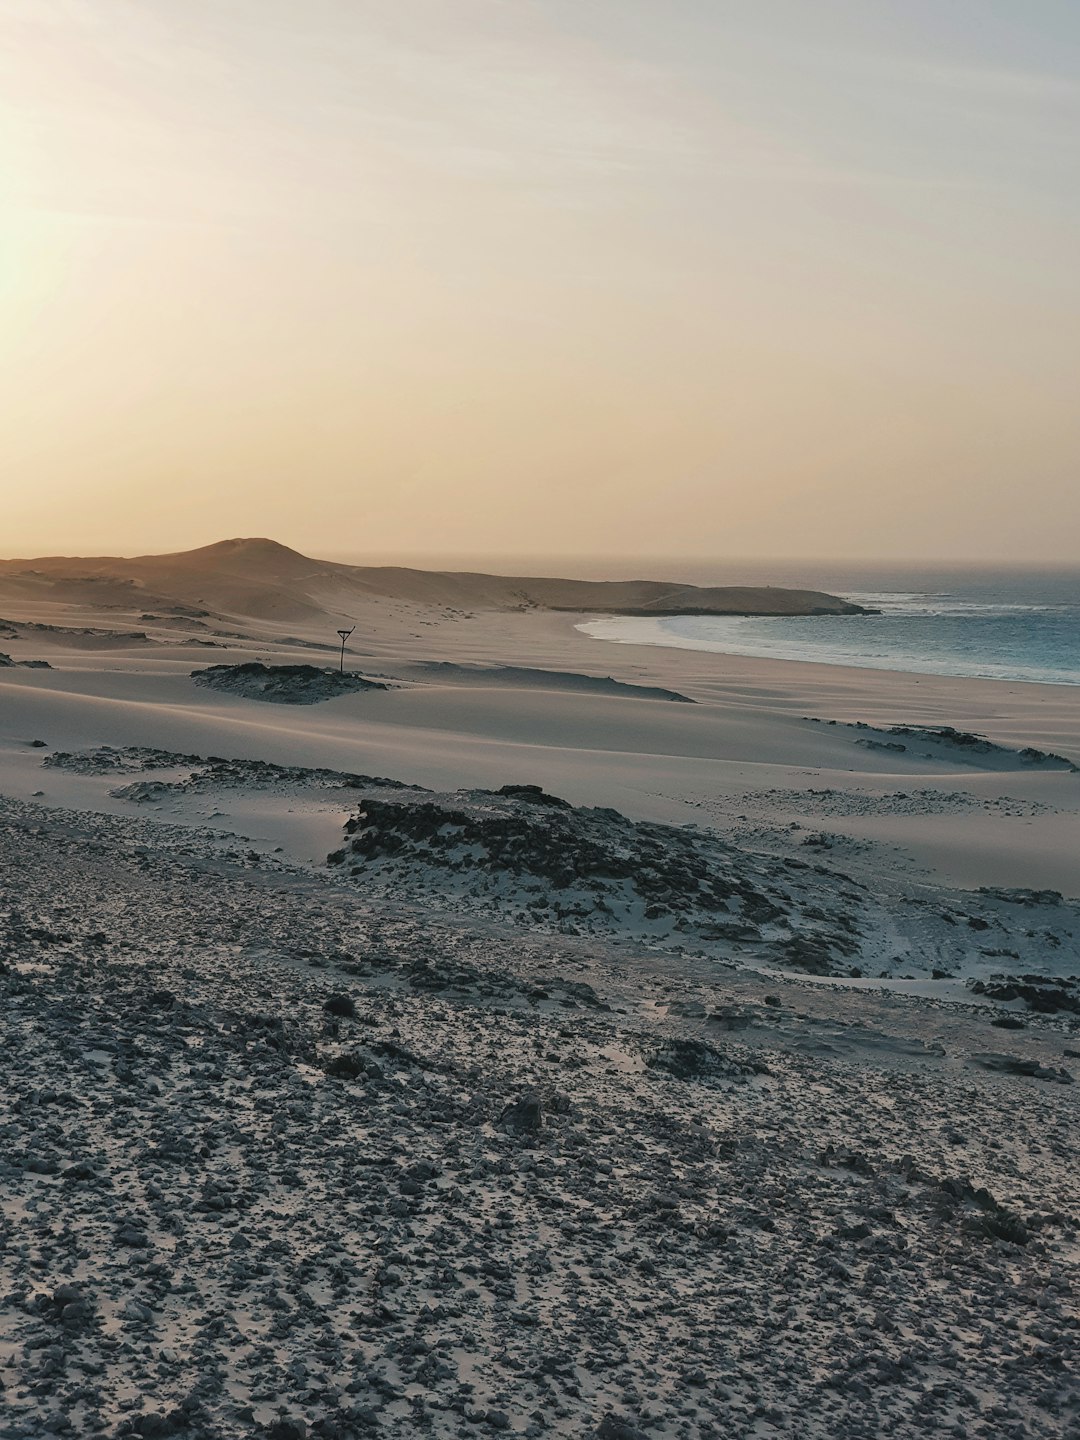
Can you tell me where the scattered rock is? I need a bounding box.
[498,1091,543,1134]
[322,993,357,1018]
[0,771,1076,1440]
[595,1416,649,1440]
[970,1052,1074,1084]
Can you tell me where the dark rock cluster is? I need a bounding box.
[329,787,874,973]
[191,663,388,705]
[838,720,1079,771]
[970,974,1080,1016]
[44,745,409,799]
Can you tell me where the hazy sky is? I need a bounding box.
[2,1,1078,561]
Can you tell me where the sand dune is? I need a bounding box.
[0,536,866,625]
[383,659,695,702]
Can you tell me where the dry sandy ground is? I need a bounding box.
[1,560,1079,1439]
[2,579,1078,897]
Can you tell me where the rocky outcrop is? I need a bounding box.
[191,663,387,704]
[970,974,1080,1015]
[827,719,1080,771]
[328,785,871,971]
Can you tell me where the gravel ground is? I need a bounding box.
[1,795,1078,1440]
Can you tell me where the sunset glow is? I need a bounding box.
[2,1,1078,560]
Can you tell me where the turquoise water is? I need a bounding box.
[577,566,1080,686]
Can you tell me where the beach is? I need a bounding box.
[3,574,1079,900]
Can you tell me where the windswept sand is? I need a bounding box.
[1,566,1078,898]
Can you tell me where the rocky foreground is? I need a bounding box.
[1,787,1079,1440]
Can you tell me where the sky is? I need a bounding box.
[1,0,1078,563]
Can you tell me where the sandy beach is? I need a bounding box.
[2,552,1078,898]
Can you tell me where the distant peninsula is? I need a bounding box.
[0,537,869,625]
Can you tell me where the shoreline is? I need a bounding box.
[574,610,1080,690]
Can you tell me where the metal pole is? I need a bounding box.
[336,627,355,676]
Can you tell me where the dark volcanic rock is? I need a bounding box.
[595,1416,649,1440]
[846,721,1078,771]
[978,887,1065,908]
[339,790,744,904]
[970,1052,1074,1084]
[970,975,1080,1016]
[647,1037,766,1082]
[191,663,387,705]
[498,1090,543,1134]
[332,786,869,971]
[774,933,853,974]
[494,783,573,809]
[322,993,357,1018]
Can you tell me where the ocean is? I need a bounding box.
[574,564,1080,687]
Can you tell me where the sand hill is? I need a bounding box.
[0,537,866,625]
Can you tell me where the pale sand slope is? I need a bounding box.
[0,574,1078,908]
[0,536,864,623]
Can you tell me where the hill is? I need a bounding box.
[0,537,868,625]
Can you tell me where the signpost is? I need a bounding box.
[336,627,355,675]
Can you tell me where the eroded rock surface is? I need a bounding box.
[329,784,1080,980]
